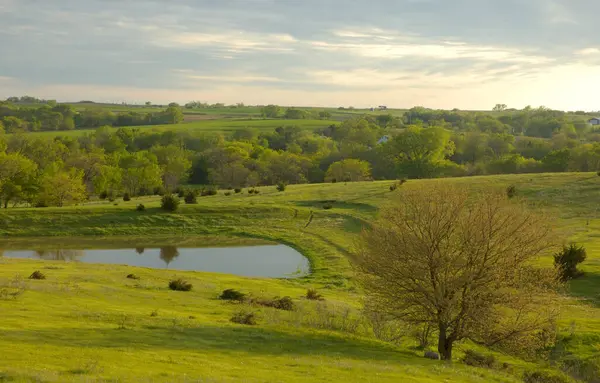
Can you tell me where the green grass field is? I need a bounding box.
[25,118,339,139]
[1,173,599,382]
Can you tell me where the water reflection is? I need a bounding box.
[0,244,310,278]
[159,246,179,267]
[34,249,84,261]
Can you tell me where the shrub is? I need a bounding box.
[248,189,256,194]
[123,193,131,202]
[168,279,192,292]
[150,310,159,317]
[506,185,517,199]
[254,189,260,194]
[323,203,333,210]
[523,370,570,383]
[184,191,197,204]
[177,189,186,198]
[29,270,46,280]
[306,289,324,300]
[400,179,407,185]
[220,289,246,302]
[272,296,295,311]
[554,243,587,281]
[202,188,218,196]
[597,171,600,177]
[234,188,242,194]
[153,186,166,196]
[34,201,48,208]
[99,191,108,200]
[174,186,184,196]
[126,273,140,280]
[276,182,287,192]
[224,191,231,196]
[160,195,180,212]
[230,310,257,325]
[390,183,398,192]
[136,204,146,211]
[462,350,497,369]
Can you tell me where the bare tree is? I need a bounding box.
[355,185,561,360]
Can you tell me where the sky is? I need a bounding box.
[1,0,600,110]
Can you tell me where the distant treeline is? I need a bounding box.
[0,101,184,133]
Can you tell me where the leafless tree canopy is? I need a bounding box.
[355,185,561,360]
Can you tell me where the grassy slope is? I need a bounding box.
[2,173,599,382]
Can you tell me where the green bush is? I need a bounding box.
[99,191,108,200]
[224,191,232,196]
[323,203,333,210]
[123,193,131,202]
[234,188,242,194]
[400,179,407,184]
[554,243,587,281]
[462,350,497,369]
[29,270,46,280]
[252,296,295,311]
[276,182,287,192]
[160,195,180,212]
[230,310,257,325]
[506,185,517,199]
[306,288,324,300]
[177,188,186,198]
[126,273,140,280]
[220,289,246,302]
[136,204,145,211]
[390,183,398,191]
[168,279,192,292]
[201,188,218,196]
[523,370,570,383]
[184,191,197,204]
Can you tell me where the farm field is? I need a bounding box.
[1,173,599,382]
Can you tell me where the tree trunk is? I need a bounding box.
[437,326,453,360]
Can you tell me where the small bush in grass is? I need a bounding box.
[224,191,232,196]
[220,289,246,302]
[597,171,600,176]
[306,288,324,300]
[168,279,192,292]
[400,179,407,185]
[205,188,218,196]
[248,189,256,194]
[184,191,197,204]
[506,185,517,199]
[276,182,287,192]
[462,350,497,369]
[389,183,398,191]
[150,310,159,317]
[29,270,46,280]
[122,193,131,202]
[554,243,587,281]
[160,195,180,212]
[177,189,186,198]
[254,189,260,194]
[126,273,140,280]
[523,370,570,383]
[230,310,257,325]
[99,191,108,200]
[136,204,145,211]
[271,296,294,311]
[323,203,333,210]
[234,188,242,194]
[108,196,115,202]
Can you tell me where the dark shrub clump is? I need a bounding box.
[160,195,180,212]
[224,191,232,196]
[400,179,407,185]
[234,188,242,194]
[306,288,324,301]
[554,243,587,281]
[523,370,570,383]
[177,188,186,198]
[271,296,294,311]
[389,183,398,191]
[323,203,333,210]
[29,270,46,280]
[136,204,145,211]
[506,185,517,199]
[184,191,197,204]
[126,273,140,280]
[276,182,287,192]
[122,193,131,202]
[220,289,246,302]
[462,350,497,369]
[230,310,257,325]
[99,191,108,200]
[168,279,193,291]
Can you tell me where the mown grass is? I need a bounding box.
[1,173,600,382]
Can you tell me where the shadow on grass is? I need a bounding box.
[568,272,600,307]
[2,324,418,363]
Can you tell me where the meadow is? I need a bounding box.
[1,173,600,382]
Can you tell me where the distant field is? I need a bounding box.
[25,118,339,138]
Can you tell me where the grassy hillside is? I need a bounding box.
[1,173,599,382]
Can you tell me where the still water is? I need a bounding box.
[1,245,309,278]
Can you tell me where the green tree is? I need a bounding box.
[284,108,308,119]
[325,159,371,182]
[261,105,281,118]
[37,168,87,207]
[356,186,559,360]
[151,145,192,191]
[0,152,38,208]
[120,152,163,195]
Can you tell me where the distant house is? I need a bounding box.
[377,135,390,144]
[378,105,388,110]
[588,118,600,126]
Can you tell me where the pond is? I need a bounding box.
[0,244,310,278]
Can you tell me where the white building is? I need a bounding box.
[588,118,600,126]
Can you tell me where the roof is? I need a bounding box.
[588,117,600,121]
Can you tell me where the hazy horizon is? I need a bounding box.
[2,0,600,111]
